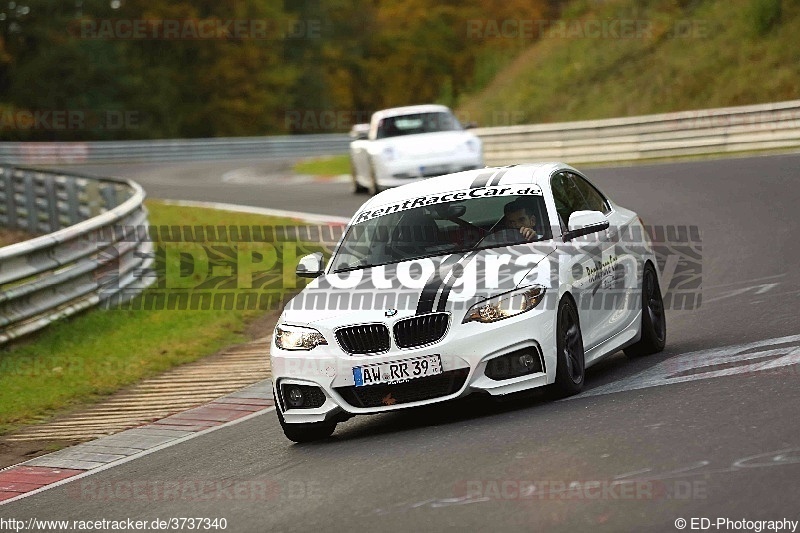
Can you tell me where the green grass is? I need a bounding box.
[457,0,800,126]
[293,155,351,176]
[0,201,327,434]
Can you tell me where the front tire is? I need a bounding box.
[277,406,336,443]
[551,297,585,397]
[368,158,381,196]
[351,156,368,194]
[625,262,666,357]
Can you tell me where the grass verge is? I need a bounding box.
[293,154,350,176]
[0,200,330,434]
[458,0,800,126]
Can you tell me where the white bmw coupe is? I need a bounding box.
[271,163,666,442]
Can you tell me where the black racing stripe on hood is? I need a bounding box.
[414,253,468,315]
[435,251,480,312]
[470,170,497,189]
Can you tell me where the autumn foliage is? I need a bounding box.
[0,0,553,140]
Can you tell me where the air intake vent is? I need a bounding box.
[335,324,391,354]
[393,313,449,349]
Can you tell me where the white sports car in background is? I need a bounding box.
[271,163,666,442]
[349,104,483,195]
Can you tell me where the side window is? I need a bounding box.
[569,173,610,214]
[550,172,589,227]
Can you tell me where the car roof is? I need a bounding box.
[373,104,452,120]
[360,163,571,210]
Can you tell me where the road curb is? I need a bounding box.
[0,379,276,505]
[0,203,350,505]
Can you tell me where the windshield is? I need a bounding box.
[375,111,462,139]
[332,192,551,272]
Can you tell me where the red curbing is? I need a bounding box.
[0,467,86,501]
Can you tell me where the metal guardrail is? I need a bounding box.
[0,100,797,343]
[474,99,800,165]
[0,166,153,344]
[0,134,351,165]
[0,100,798,166]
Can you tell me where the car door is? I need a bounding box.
[569,171,639,344]
[550,171,612,352]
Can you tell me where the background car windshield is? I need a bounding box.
[376,112,462,139]
[333,194,550,272]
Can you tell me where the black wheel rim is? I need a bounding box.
[644,269,666,342]
[559,305,583,384]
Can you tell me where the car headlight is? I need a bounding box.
[462,286,546,324]
[381,146,396,161]
[275,325,328,351]
[464,139,479,153]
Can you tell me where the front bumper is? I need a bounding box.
[375,153,483,188]
[270,309,556,424]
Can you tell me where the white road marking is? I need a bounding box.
[705,283,781,304]
[159,199,350,225]
[704,273,786,290]
[576,334,800,398]
[220,167,350,185]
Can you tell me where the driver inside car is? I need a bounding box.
[501,198,539,242]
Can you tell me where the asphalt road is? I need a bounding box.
[5,153,800,532]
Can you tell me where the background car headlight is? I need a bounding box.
[381,146,396,161]
[463,139,479,153]
[275,325,328,351]
[463,286,546,324]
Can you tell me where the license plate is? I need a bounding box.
[353,355,442,387]
[419,165,449,175]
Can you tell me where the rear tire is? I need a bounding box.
[551,297,585,398]
[277,406,336,443]
[624,262,666,357]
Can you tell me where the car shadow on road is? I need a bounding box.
[291,343,702,447]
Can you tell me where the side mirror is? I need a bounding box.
[564,211,609,241]
[463,121,478,129]
[296,252,324,278]
[349,124,370,141]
